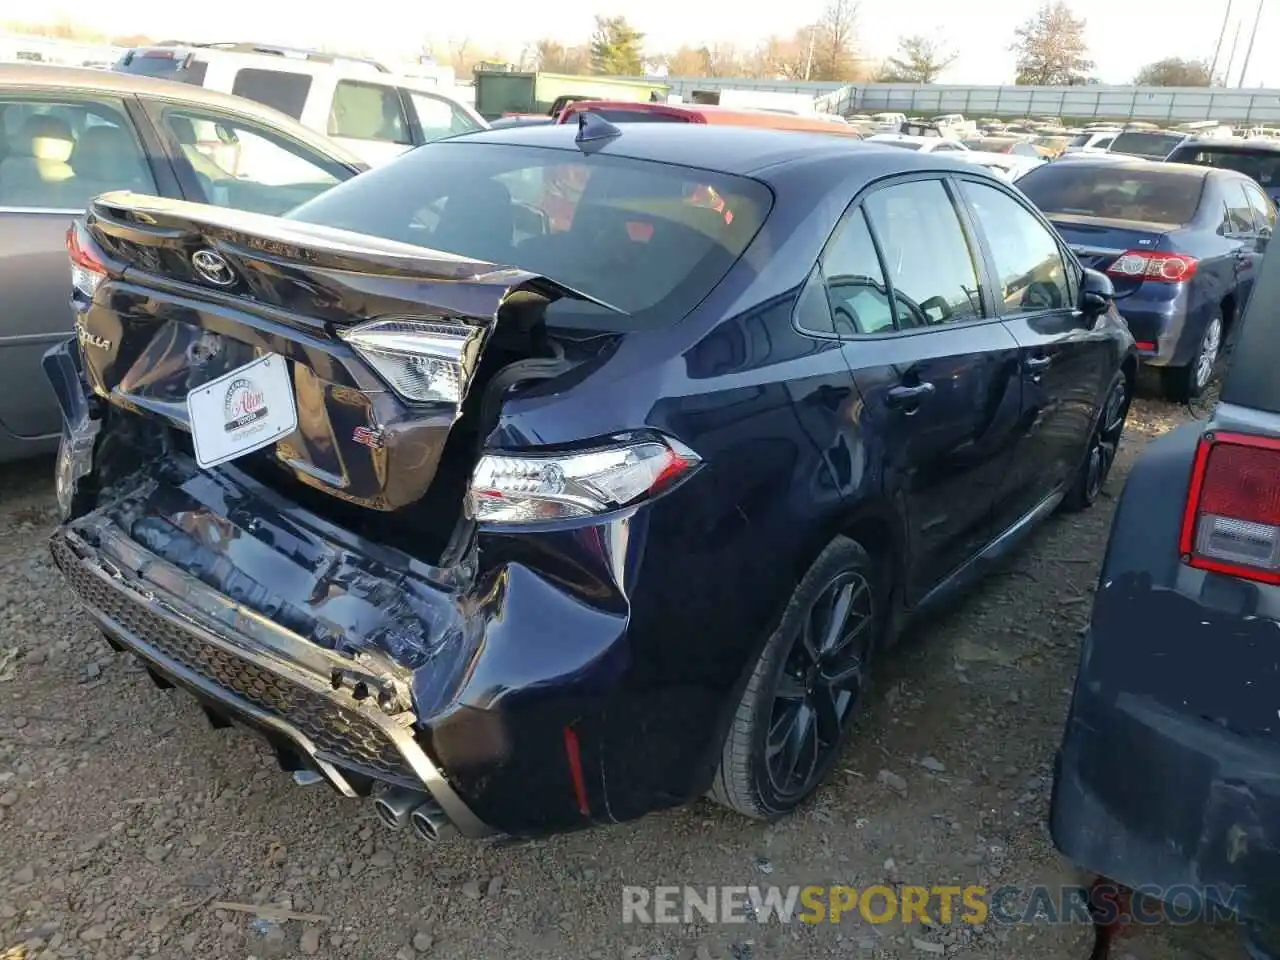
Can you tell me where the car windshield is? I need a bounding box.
[1108,131,1184,159]
[1018,164,1203,224]
[1173,146,1280,187]
[286,140,772,328]
[568,109,690,123]
[114,52,205,84]
[1068,134,1091,147]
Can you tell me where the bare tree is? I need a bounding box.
[1010,1,1094,85]
[535,39,590,74]
[809,0,862,82]
[663,46,707,76]
[877,34,958,83]
[747,31,816,79]
[1134,57,1214,86]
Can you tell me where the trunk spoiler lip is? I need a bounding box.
[86,191,630,317]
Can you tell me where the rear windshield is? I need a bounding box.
[1170,146,1280,187]
[1108,131,1184,159]
[566,109,690,124]
[285,141,772,328]
[1018,164,1203,224]
[114,52,207,85]
[1068,134,1091,147]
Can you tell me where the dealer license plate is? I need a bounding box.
[186,353,297,469]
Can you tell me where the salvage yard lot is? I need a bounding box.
[0,393,1249,960]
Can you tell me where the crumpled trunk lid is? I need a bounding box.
[76,192,598,511]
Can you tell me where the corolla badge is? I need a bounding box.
[191,249,236,287]
[74,320,111,351]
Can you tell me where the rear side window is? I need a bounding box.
[329,81,411,144]
[815,208,895,335]
[861,179,983,327]
[231,68,312,120]
[285,141,772,328]
[1018,165,1203,225]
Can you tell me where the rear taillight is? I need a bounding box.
[67,223,107,300]
[1106,250,1198,283]
[339,318,481,405]
[1180,431,1280,584]
[468,436,700,523]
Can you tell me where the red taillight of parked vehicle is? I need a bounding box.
[1179,431,1280,584]
[66,222,107,300]
[1106,251,1198,283]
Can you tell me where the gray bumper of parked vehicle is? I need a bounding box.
[1051,579,1280,925]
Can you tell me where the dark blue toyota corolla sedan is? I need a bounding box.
[47,119,1135,841]
[1017,157,1275,401]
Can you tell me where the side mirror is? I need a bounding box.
[1080,268,1114,320]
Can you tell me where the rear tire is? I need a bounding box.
[1161,310,1222,402]
[710,536,884,820]
[1062,370,1130,512]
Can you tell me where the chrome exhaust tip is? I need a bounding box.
[373,786,428,831]
[409,801,455,844]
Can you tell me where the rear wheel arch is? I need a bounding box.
[1221,291,1238,331]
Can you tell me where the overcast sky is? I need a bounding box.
[30,0,1273,86]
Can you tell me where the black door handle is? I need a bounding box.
[886,381,935,407]
[1025,355,1053,371]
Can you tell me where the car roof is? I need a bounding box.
[445,122,982,179]
[0,63,365,166]
[1181,137,1280,154]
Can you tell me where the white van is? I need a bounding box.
[113,43,487,166]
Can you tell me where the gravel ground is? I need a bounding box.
[0,390,1253,960]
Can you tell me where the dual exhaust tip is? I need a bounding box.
[373,787,455,844]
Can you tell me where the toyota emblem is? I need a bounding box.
[191,249,236,287]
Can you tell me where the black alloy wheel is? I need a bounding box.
[765,570,874,800]
[711,536,884,819]
[1064,370,1130,512]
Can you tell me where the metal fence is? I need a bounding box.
[631,76,1280,124]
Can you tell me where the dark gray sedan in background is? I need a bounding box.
[0,64,365,462]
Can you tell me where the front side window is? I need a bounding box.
[817,207,894,335]
[0,97,154,210]
[286,141,772,329]
[862,179,983,327]
[230,68,312,120]
[1244,182,1276,231]
[161,108,343,216]
[406,90,482,142]
[960,180,1072,313]
[329,81,411,144]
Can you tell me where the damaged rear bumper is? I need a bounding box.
[1050,577,1280,925]
[51,483,494,837]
